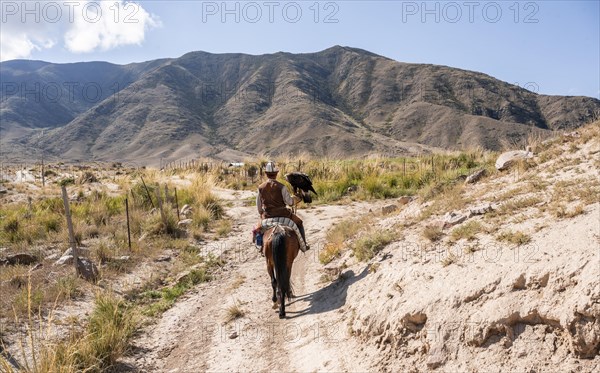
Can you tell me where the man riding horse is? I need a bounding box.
[256,161,310,251]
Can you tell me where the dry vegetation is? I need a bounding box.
[0,166,229,371]
[1,120,599,371]
[321,120,599,273]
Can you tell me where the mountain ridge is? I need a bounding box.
[1,46,598,164]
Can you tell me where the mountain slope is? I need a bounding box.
[1,46,598,163]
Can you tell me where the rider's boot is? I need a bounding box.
[298,225,310,251]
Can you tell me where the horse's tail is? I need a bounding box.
[272,229,292,300]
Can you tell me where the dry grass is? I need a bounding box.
[0,267,85,320]
[419,182,469,221]
[319,242,345,265]
[0,166,226,356]
[441,252,457,267]
[450,221,483,241]
[215,219,232,237]
[497,195,543,215]
[1,288,135,373]
[229,275,246,291]
[352,229,397,262]
[422,225,444,242]
[225,301,245,322]
[319,217,367,264]
[496,230,531,245]
[549,203,585,219]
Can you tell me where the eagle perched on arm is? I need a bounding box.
[285,172,317,204]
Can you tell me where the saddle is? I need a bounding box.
[255,217,308,252]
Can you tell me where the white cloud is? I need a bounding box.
[0,1,160,61]
[0,1,58,60]
[64,1,161,53]
[1,33,41,61]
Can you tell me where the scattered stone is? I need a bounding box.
[347,185,358,194]
[229,331,238,339]
[61,247,90,257]
[429,220,446,232]
[155,255,172,263]
[138,233,148,242]
[29,263,43,272]
[178,219,193,227]
[468,203,494,217]
[77,258,99,282]
[382,204,398,214]
[0,187,7,194]
[443,212,467,228]
[495,149,534,171]
[1,252,38,266]
[45,253,60,261]
[563,131,580,138]
[180,204,192,216]
[398,196,412,205]
[465,169,486,184]
[113,255,131,262]
[175,270,192,285]
[54,255,74,266]
[426,344,446,369]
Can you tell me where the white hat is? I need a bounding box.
[265,161,278,173]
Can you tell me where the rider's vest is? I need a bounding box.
[258,179,291,218]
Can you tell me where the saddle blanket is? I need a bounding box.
[261,217,307,252]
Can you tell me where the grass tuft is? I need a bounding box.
[352,230,397,262]
[496,230,531,245]
[450,221,482,241]
[225,301,245,322]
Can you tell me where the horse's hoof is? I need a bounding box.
[279,313,285,319]
[272,296,277,302]
[272,303,278,310]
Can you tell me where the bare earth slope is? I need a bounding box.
[2,46,599,164]
[121,125,599,372]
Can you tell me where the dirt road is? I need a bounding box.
[123,189,379,372]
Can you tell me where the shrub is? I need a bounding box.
[450,221,482,241]
[422,225,443,242]
[496,230,531,245]
[352,230,397,261]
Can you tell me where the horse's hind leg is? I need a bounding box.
[267,262,277,303]
[278,290,285,319]
[271,274,277,303]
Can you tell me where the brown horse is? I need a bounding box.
[264,225,300,318]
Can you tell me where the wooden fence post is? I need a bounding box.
[140,176,155,209]
[174,188,180,221]
[41,158,45,187]
[61,185,79,275]
[125,197,132,251]
[156,184,167,227]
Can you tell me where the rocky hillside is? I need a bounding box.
[1,46,598,163]
[327,123,600,371]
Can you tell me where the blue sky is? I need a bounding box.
[1,1,598,98]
